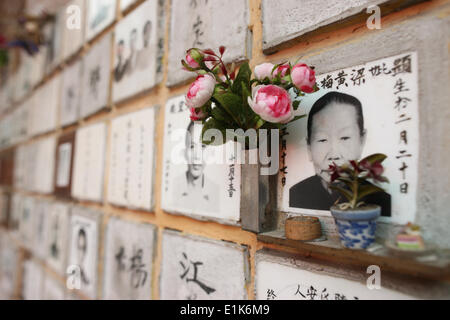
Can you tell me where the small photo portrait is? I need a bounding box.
[113,0,159,102]
[281,52,418,224]
[68,208,101,299]
[161,95,240,224]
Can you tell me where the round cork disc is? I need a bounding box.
[285,216,322,241]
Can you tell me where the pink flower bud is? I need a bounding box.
[273,64,290,79]
[186,53,200,68]
[247,85,294,124]
[291,63,316,93]
[254,63,274,80]
[189,107,207,121]
[185,73,216,109]
[185,48,203,69]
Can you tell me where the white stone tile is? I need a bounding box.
[261,0,389,51]
[80,34,111,119]
[107,107,156,211]
[161,95,240,224]
[167,0,249,86]
[102,217,156,300]
[72,122,107,202]
[160,231,248,300]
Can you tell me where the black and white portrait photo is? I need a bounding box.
[289,91,391,216]
[172,121,220,212]
[68,208,100,299]
[161,95,240,224]
[113,0,159,102]
[281,52,418,224]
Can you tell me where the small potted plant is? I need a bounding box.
[328,153,389,249]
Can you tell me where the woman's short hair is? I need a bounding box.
[307,91,364,145]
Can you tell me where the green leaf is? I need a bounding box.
[329,185,353,203]
[211,106,233,125]
[360,153,387,165]
[356,183,385,203]
[231,62,252,96]
[213,92,243,127]
[201,118,227,145]
[289,115,306,123]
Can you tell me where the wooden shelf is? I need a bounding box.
[258,229,450,282]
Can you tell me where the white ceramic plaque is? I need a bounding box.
[167,0,249,86]
[60,60,82,127]
[72,122,106,202]
[33,199,50,260]
[56,142,73,188]
[120,0,138,11]
[281,52,418,224]
[160,231,248,300]
[86,0,117,41]
[255,252,415,300]
[61,0,86,60]
[28,76,59,136]
[80,34,111,119]
[68,207,101,299]
[46,202,71,275]
[103,217,156,300]
[22,260,44,300]
[113,0,161,102]
[161,95,240,224]
[33,136,57,194]
[42,275,65,300]
[107,107,156,210]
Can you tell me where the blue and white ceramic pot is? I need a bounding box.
[330,205,380,249]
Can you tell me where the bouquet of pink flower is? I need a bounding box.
[181,47,319,145]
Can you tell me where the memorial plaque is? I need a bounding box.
[103,217,156,300]
[46,202,71,275]
[33,199,50,260]
[72,122,106,202]
[86,0,117,41]
[28,77,59,137]
[161,95,240,224]
[160,231,248,300]
[167,0,249,86]
[67,207,101,299]
[42,275,65,300]
[255,251,415,300]
[120,0,138,11]
[80,34,111,119]
[22,260,44,300]
[33,136,57,194]
[60,60,82,127]
[113,0,162,102]
[281,52,418,224]
[61,0,86,60]
[19,196,35,249]
[107,108,156,210]
[54,132,76,198]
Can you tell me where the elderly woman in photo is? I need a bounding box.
[289,91,391,216]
